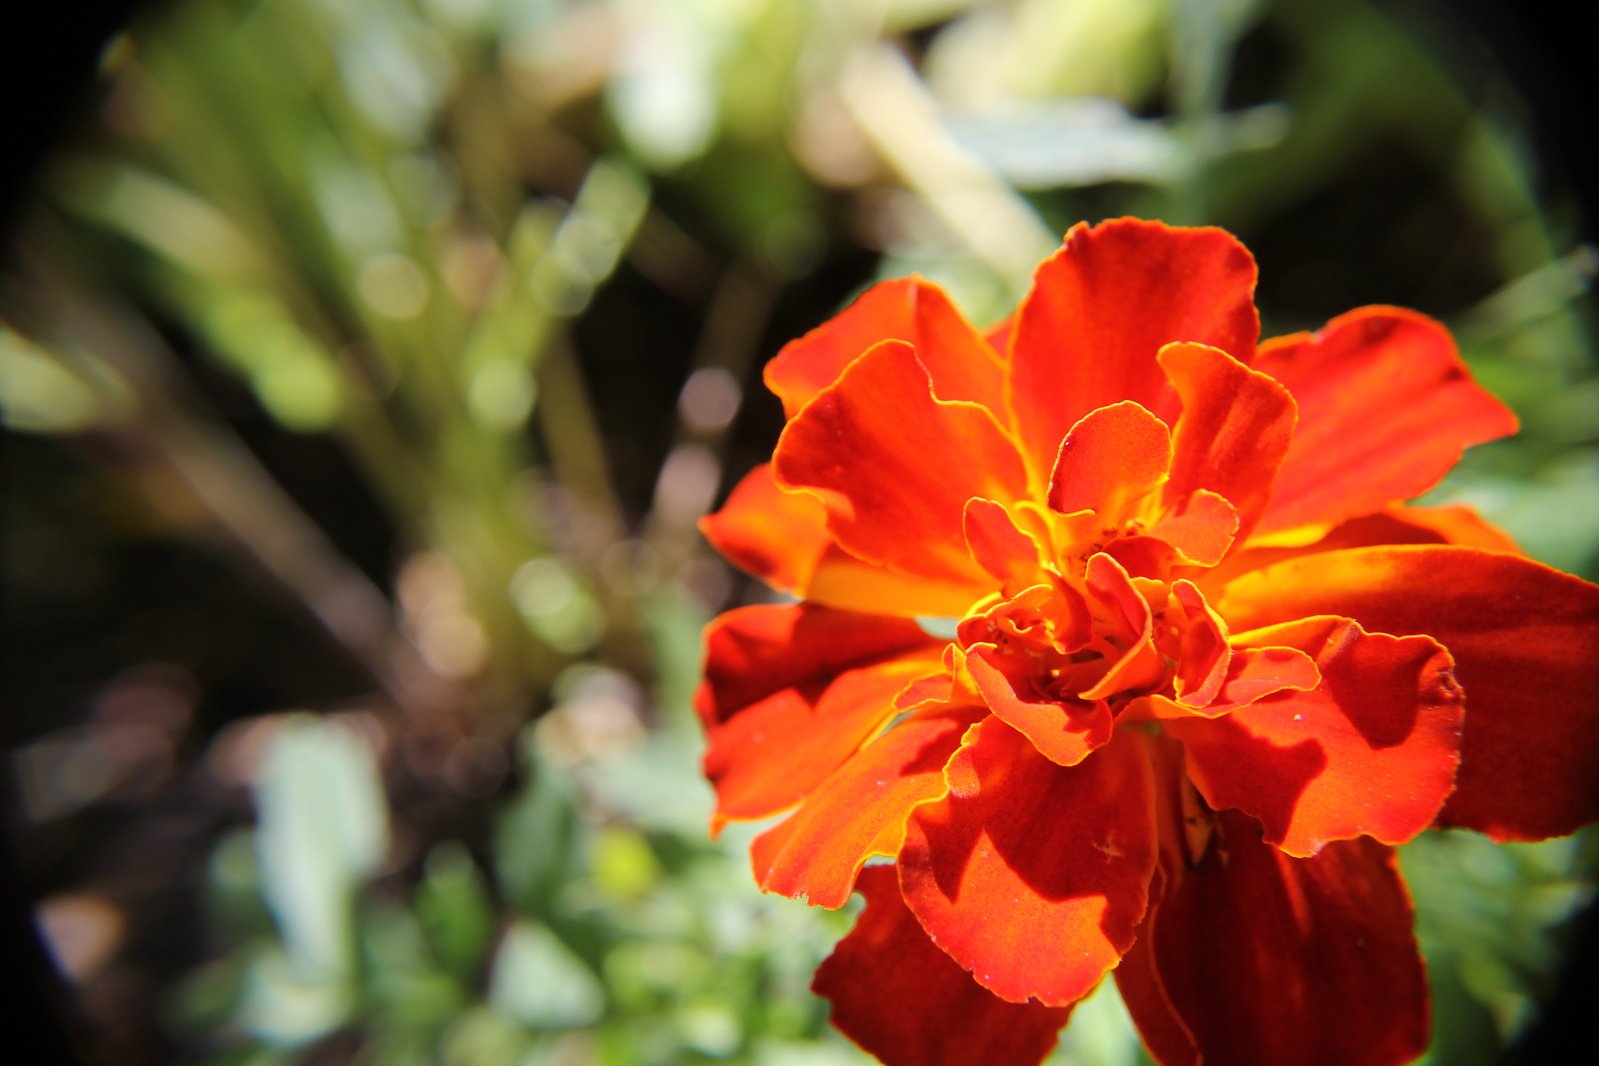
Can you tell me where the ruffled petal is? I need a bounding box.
[1129,645,1320,723]
[1216,545,1599,840]
[766,276,1007,418]
[1047,400,1172,520]
[965,645,1112,767]
[1080,553,1166,700]
[1253,307,1518,536]
[702,464,1008,617]
[696,604,945,824]
[1112,873,1196,1066]
[751,706,983,908]
[813,865,1072,1066]
[1157,341,1296,541]
[1118,808,1428,1066]
[700,462,835,594]
[1211,645,1321,708]
[898,719,1157,1006]
[1147,489,1240,567]
[1168,616,1463,856]
[963,497,1046,595]
[984,312,1015,359]
[1169,580,1231,707]
[1008,219,1259,475]
[1213,503,1524,589]
[774,339,1029,590]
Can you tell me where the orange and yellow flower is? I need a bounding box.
[695,218,1599,1065]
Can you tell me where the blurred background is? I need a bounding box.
[2,0,1596,1063]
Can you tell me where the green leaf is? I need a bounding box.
[494,737,584,915]
[487,920,606,1030]
[361,897,464,1029]
[253,715,389,983]
[415,841,497,980]
[237,944,351,1048]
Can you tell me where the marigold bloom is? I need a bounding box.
[695,218,1599,1066]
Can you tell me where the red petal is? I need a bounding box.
[1213,503,1523,588]
[1168,616,1463,856]
[805,552,1001,619]
[1169,580,1231,707]
[966,645,1112,767]
[774,339,1029,589]
[984,312,1015,358]
[702,463,985,617]
[1129,645,1320,723]
[1157,341,1296,540]
[898,719,1158,1006]
[1102,534,1177,579]
[1008,219,1258,475]
[813,865,1072,1066]
[1118,808,1429,1066]
[766,277,1006,418]
[1047,400,1172,520]
[1217,545,1599,840]
[752,707,982,908]
[1212,645,1321,707]
[1112,868,1197,1066]
[700,463,834,593]
[1080,553,1166,700]
[963,497,1045,594]
[1147,488,1240,567]
[1377,504,1522,553]
[1253,307,1518,535]
[696,604,945,823]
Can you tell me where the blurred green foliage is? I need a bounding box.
[2,0,1595,1064]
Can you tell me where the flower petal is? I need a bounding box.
[1253,307,1518,535]
[1157,341,1296,540]
[965,645,1112,767]
[700,462,833,594]
[752,706,983,909]
[1008,219,1259,474]
[774,339,1029,589]
[696,604,945,824]
[898,719,1157,1006]
[1376,504,1522,552]
[1080,553,1166,700]
[1047,400,1172,520]
[1129,645,1320,723]
[813,865,1072,1066]
[1210,503,1523,587]
[766,277,1006,418]
[963,497,1046,595]
[1147,488,1240,567]
[984,312,1015,358]
[704,465,997,619]
[1168,616,1463,856]
[1117,808,1428,1066]
[1217,545,1599,840]
[1169,580,1231,707]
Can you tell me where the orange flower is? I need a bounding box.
[695,218,1599,1066]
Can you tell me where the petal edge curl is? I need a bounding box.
[1007,219,1259,477]
[814,865,1072,1066]
[1169,615,1463,857]
[696,604,945,825]
[774,339,1029,591]
[1217,545,1599,840]
[1118,809,1429,1066]
[1253,306,1518,535]
[766,276,1006,418]
[899,719,1157,1006]
[751,706,982,909]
